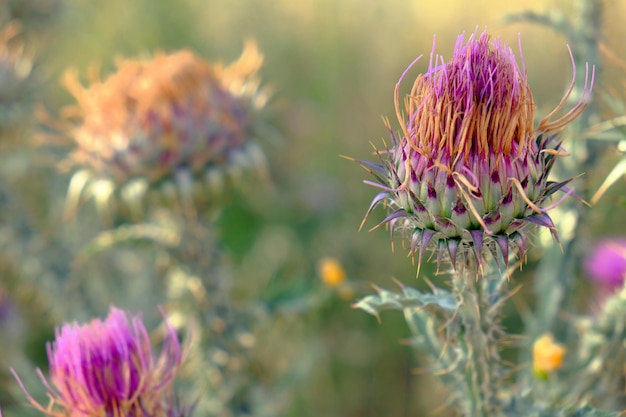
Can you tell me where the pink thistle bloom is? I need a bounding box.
[13,307,185,417]
[359,30,594,270]
[584,238,626,290]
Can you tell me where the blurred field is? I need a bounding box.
[2,0,626,416]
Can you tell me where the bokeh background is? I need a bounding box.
[2,0,626,416]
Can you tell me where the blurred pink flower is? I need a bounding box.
[584,238,626,289]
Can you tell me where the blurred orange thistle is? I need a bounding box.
[61,41,270,220]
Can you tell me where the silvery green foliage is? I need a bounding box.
[355,256,626,417]
[353,282,456,320]
[501,401,623,417]
[563,287,626,411]
[355,259,509,416]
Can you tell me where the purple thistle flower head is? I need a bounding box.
[359,30,594,271]
[584,238,626,289]
[13,307,185,417]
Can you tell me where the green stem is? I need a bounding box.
[453,256,507,417]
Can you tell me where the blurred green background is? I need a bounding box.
[3,0,626,416]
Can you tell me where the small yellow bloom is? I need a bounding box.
[533,333,566,378]
[317,257,346,288]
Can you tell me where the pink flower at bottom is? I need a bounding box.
[13,307,185,417]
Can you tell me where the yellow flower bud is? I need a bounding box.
[317,257,347,288]
[533,333,566,378]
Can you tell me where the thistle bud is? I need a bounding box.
[61,42,269,221]
[360,30,593,270]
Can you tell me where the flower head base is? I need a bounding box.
[61,41,269,221]
[13,307,186,417]
[360,30,593,271]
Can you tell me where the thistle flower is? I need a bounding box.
[359,30,593,270]
[583,238,626,290]
[13,307,186,417]
[61,41,269,221]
